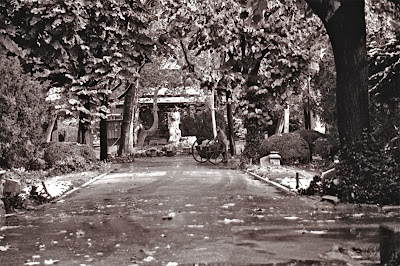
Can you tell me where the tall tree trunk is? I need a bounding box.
[118,83,137,156]
[77,100,93,147]
[133,106,140,145]
[99,92,109,161]
[304,98,311,129]
[226,90,236,156]
[304,76,312,129]
[328,2,370,146]
[306,0,370,147]
[137,89,159,147]
[283,105,290,133]
[100,114,108,161]
[275,113,284,134]
[43,113,58,143]
[211,86,217,138]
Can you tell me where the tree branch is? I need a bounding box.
[180,40,195,72]
[117,83,133,100]
[111,79,122,92]
[250,47,270,75]
[240,34,246,58]
[305,0,330,24]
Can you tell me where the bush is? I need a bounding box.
[314,137,340,160]
[296,129,325,159]
[320,133,400,205]
[0,54,48,169]
[260,133,310,164]
[44,142,97,174]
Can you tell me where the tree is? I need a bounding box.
[118,82,139,156]
[162,0,331,159]
[1,0,156,148]
[302,0,370,148]
[0,53,48,169]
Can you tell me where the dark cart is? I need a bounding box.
[191,138,225,165]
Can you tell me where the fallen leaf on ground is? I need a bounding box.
[0,244,10,251]
[44,259,60,264]
[76,229,85,237]
[24,261,40,265]
[143,256,155,262]
[221,218,244,224]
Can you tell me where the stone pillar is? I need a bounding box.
[380,223,400,264]
[168,111,181,143]
[3,178,21,214]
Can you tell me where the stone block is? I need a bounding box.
[380,223,400,264]
[260,156,270,168]
[260,152,281,167]
[3,179,21,195]
[321,168,335,180]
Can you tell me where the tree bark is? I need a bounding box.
[100,115,108,161]
[118,83,136,156]
[306,0,370,146]
[77,100,93,147]
[211,86,217,138]
[283,105,290,133]
[275,113,284,134]
[328,2,370,146]
[226,90,236,156]
[304,98,311,129]
[137,89,160,147]
[43,113,58,143]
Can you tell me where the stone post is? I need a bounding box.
[380,223,400,264]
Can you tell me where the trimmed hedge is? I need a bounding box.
[296,129,325,160]
[260,133,310,164]
[44,142,97,174]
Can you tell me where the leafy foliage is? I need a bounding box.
[296,129,325,159]
[313,137,340,160]
[180,107,225,141]
[367,0,400,149]
[0,54,48,169]
[321,132,400,205]
[43,142,97,174]
[0,0,160,144]
[161,0,330,159]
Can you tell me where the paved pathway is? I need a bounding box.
[0,156,397,265]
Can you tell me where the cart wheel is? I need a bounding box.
[192,140,208,163]
[207,139,224,165]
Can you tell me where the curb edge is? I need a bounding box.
[244,170,296,194]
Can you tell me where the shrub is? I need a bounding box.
[0,55,48,169]
[242,119,265,164]
[44,142,97,174]
[259,133,310,164]
[320,133,400,205]
[314,137,340,160]
[296,129,325,159]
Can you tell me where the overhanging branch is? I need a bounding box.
[180,40,195,72]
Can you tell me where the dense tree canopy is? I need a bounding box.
[0,0,159,145]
